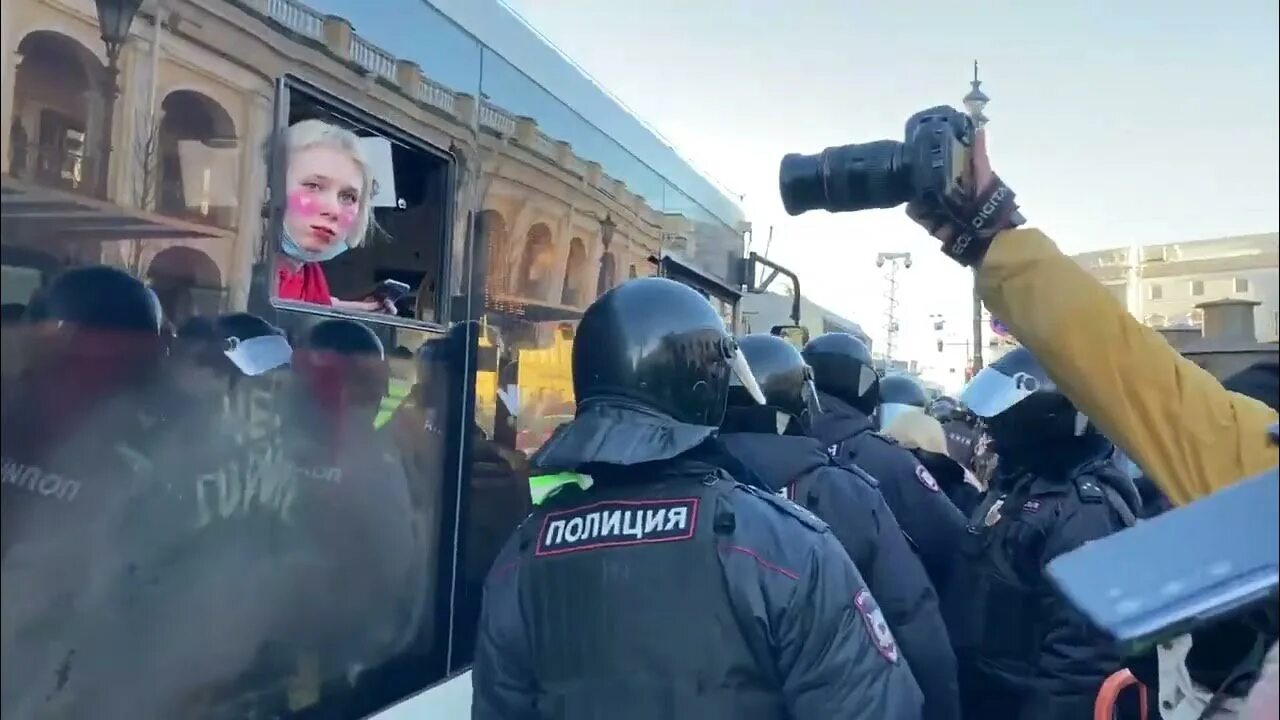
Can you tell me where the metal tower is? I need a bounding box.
[876,251,912,363]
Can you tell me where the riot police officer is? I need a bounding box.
[2,265,167,558]
[471,278,923,720]
[2,265,168,717]
[801,333,967,610]
[955,345,1141,720]
[716,334,960,720]
[877,372,930,430]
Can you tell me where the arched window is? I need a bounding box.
[560,237,586,306]
[516,223,554,300]
[157,90,239,228]
[147,245,225,325]
[479,209,510,296]
[11,31,103,193]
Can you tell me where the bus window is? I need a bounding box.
[268,79,454,327]
[2,5,467,718]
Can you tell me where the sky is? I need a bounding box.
[500,0,1279,391]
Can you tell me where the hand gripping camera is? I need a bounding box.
[780,105,1022,266]
[779,105,976,216]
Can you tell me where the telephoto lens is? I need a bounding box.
[778,139,911,216]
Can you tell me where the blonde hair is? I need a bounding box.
[285,119,375,248]
[883,408,949,456]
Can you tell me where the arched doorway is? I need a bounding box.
[596,252,617,299]
[157,90,239,229]
[480,209,510,296]
[516,223,554,301]
[147,245,224,327]
[560,237,586,307]
[11,31,105,193]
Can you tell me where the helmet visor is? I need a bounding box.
[802,378,823,418]
[225,334,293,377]
[960,366,1037,419]
[877,402,919,431]
[727,346,767,406]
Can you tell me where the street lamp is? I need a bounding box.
[94,0,144,199]
[595,213,617,297]
[963,60,989,129]
[962,60,989,371]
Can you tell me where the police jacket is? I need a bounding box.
[977,228,1279,504]
[808,393,968,607]
[911,448,984,518]
[471,453,925,720]
[942,418,979,472]
[718,432,961,720]
[956,437,1141,720]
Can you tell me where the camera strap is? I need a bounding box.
[913,175,1024,267]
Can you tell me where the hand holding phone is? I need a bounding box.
[371,279,411,304]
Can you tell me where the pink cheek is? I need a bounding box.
[287,191,319,216]
[335,207,358,230]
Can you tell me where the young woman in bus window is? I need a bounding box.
[276,119,393,314]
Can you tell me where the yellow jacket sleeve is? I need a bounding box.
[976,228,1278,506]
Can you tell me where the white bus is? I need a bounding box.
[0,0,748,716]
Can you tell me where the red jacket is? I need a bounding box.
[277,262,331,306]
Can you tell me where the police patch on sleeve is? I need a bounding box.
[914,463,940,493]
[535,498,699,557]
[854,588,899,663]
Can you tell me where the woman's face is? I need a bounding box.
[284,145,364,254]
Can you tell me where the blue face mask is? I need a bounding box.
[280,227,349,263]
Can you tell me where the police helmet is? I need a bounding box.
[573,277,764,428]
[27,265,162,334]
[878,372,929,430]
[961,346,1091,444]
[295,319,389,414]
[725,333,822,434]
[307,318,385,360]
[801,332,880,416]
[931,392,962,415]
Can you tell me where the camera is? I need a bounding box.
[779,105,976,216]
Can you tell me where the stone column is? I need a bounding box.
[2,50,24,174]
[547,200,575,305]
[322,16,353,62]
[82,87,105,191]
[228,93,272,312]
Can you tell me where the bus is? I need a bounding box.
[0,0,751,716]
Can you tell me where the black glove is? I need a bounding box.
[906,174,1025,267]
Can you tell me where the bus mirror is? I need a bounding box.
[771,324,809,349]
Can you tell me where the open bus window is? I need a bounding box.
[269,79,453,326]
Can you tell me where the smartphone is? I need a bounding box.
[369,279,411,304]
[1046,466,1279,655]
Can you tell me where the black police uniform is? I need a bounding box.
[941,415,980,472]
[720,434,961,720]
[808,394,967,604]
[909,446,983,518]
[801,336,967,614]
[715,333,959,720]
[471,279,923,720]
[955,346,1141,720]
[1,266,173,717]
